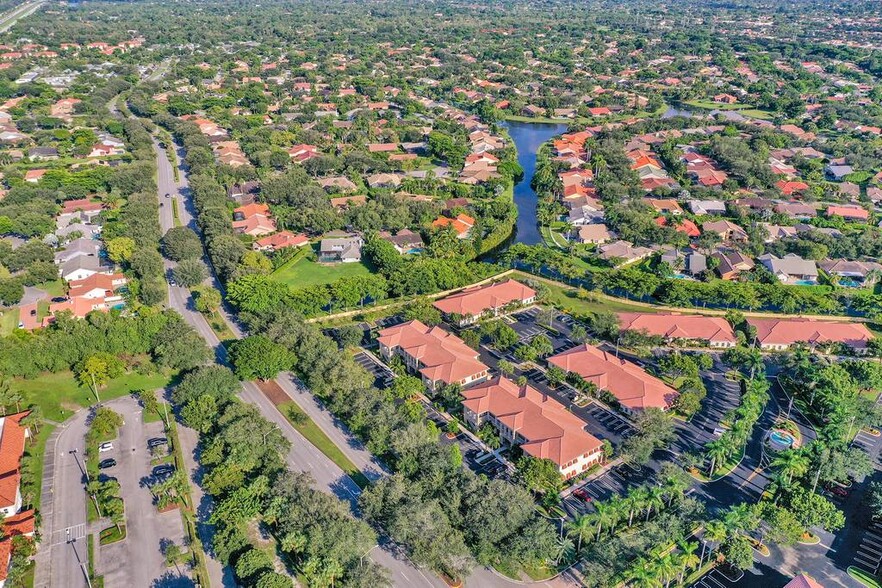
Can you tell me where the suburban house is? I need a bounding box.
[232,202,276,237]
[433,279,536,326]
[378,229,425,255]
[775,202,818,220]
[617,313,737,348]
[818,259,882,286]
[377,320,490,392]
[748,318,874,353]
[826,205,869,222]
[67,273,127,301]
[318,234,363,263]
[660,248,706,277]
[598,240,654,265]
[461,377,604,479]
[713,250,755,280]
[574,223,613,245]
[253,231,309,252]
[548,344,679,414]
[53,238,102,265]
[59,256,112,282]
[687,199,727,216]
[758,253,818,285]
[702,220,748,242]
[432,213,475,239]
[825,164,854,181]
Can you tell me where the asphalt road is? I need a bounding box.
[0,0,45,34]
[36,409,91,588]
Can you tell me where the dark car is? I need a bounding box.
[98,458,116,470]
[827,484,849,498]
[51,297,66,303]
[153,465,175,477]
[572,488,592,502]
[147,437,168,448]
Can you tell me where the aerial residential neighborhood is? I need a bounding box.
[1,0,882,587]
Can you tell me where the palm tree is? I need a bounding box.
[662,473,689,507]
[566,513,592,554]
[645,486,666,522]
[656,553,678,588]
[553,534,576,565]
[627,487,649,527]
[702,520,729,564]
[678,540,701,584]
[625,558,660,588]
[705,439,732,477]
[771,449,810,486]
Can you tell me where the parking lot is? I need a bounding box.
[561,462,653,518]
[96,395,189,586]
[353,351,394,388]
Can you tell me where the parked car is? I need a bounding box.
[573,488,591,502]
[153,465,175,477]
[98,458,116,469]
[827,484,849,498]
[98,442,113,453]
[147,437,168,448]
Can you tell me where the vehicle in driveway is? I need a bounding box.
[99,458,117,469]
[99,442,114,452]
[147,437,168,448]
[573,488,591,502]
[827,484,849,498]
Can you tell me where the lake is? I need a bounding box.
[502,120,569,245]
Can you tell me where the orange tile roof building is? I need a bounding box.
[252,231,309,252]
[618,313,737,348]
[0,412,30,518]
[433,279,537,325]
[783,574,824,588]
[377,320,489,392]
[548,344,678,414]
[462,377,604,478]
[747,318,874,352]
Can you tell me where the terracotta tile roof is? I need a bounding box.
[462,377,602,467]
[4,509,34,537]
[233,203,270,219]
[377,320,488,386]
[254,231,308,250]
[431,213,474,236]
[783,574,824,588]
[618,313,736,344]
[0,412,28,510]
[433,279,536,318]
[67,273,126,299]
[748,318,873,349]
[61,198,103,214]
[549,345,678,411]
[827,205,868,220]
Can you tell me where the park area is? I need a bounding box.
[270,255,372,288]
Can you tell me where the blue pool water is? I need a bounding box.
[792,279,817,286]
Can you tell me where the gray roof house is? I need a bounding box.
[319,235,363,263]
[660,248,706,276]
[54,237,102,264]
[759,253,818,285]
[825,164,854,181]
[56,222,101,240]
[59,255,110,281]
[687,200,727,216]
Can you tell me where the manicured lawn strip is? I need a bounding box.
[99,524,126,545]
[511,271,664,316]
[33,279,65,298]
[10,369,174,422]
[270,255,372,288]
[86,534,105,588]
[20,560,35,588]
[0,308,17,336]
[849,566,882,588]
[205,309,236,341]
[277,400,370,489]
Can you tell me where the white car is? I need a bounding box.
[98,442,114,453]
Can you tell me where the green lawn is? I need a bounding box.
[683,100,774,120]
[270,256,372,288]
[849,566,882,588]
[278,401,370,488]
[11,369,175,422]
[33,279,65,298]
[26,424,54,512]
[0,308,17,337]
[513,270,662,316]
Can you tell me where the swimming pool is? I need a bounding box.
[792,279,817,286]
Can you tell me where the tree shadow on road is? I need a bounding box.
[150,571,195,588]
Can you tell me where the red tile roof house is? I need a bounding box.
[826,204,869,222]
[783,573,824,588]
[0,412,30,517]
[549,344,678,415]
[618,313,737,348]
[433,279,537,326]
[253,231,309,252]
[377,320,490,393]
[232,203,277,237]
[462,377,604,479]
[748,318,874,353]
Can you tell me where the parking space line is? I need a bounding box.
[855,558,879,570]
[859,545,882,558]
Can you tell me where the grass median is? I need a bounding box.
[278,400,370,489]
